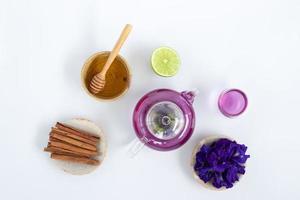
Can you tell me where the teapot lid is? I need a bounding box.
[146,101,185,140]
[133,89,196,151]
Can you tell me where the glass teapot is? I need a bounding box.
[129,89,197,156]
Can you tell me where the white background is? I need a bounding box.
[0,0,299,199]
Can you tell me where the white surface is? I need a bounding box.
[0,0,299,199]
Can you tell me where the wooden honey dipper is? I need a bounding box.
[89,24,132,94]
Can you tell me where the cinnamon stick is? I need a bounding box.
[51,153,100,166]
[49,141,98,157]
[51,127,98,146]
[50,132,97,151]
[49,136,60,142]
[44,146,90,158]
[56,122,100,142]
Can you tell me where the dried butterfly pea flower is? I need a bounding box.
[194,138,250,189]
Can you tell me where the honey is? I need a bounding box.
[82,52,130,100]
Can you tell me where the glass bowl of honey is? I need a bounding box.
[81,51,131,101]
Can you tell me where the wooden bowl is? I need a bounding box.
[191,135,245,190]
[81,51,131,101]
[52,118,107,175]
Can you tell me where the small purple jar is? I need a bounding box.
[132,89,197,152]
[218,89,248,118]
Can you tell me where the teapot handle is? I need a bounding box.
[181,89,199,104]
[127,136,150,158]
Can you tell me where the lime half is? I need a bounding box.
[151,47,181,77]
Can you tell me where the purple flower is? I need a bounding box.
[194,138,250,189]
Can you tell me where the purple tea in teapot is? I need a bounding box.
[132,89,197,153]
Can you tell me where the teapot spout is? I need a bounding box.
[181,89,198,104]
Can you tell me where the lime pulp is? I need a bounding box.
[151,47,181,77]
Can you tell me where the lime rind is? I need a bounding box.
[151,47,181,77]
